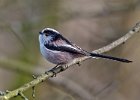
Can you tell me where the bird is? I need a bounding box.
[39,28,132,68]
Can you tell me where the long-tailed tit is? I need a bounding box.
[39,28,132,67]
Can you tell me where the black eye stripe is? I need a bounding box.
[43,29,54,33]
[43,30,56,35]
[45,34,49,36]
[44,30,49,33]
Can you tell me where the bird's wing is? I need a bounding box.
[51,34,74,46]
[44,43,86,55]
[53,34,87,53]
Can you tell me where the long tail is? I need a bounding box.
[90,53,132,63]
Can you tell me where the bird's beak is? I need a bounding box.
[39,32,43,35]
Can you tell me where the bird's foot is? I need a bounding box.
[77,62,81,66]
[45,64,59,77]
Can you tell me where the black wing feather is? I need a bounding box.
[44,43,84,54]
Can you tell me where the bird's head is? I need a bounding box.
[39,28,59,37]
[39,28,60,44]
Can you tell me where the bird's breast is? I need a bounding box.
[40,45,74,64]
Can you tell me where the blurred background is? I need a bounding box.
[0,0,140,100]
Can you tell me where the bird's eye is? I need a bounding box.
[45,33,49,36]
[43,30,49,36]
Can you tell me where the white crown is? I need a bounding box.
[42,28,59,34]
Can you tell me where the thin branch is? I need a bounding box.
[0,22,140,100]
[0,58,95,100]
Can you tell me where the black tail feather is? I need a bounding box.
[90,53,132,63]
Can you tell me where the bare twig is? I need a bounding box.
[0,59,95,100]
[32,86,35,98]
[18,92,28,100]
[0,22,140,100]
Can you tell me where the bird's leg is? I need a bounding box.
[45,64,59,77]
[76,61,81,66]
[54,64,59,69]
